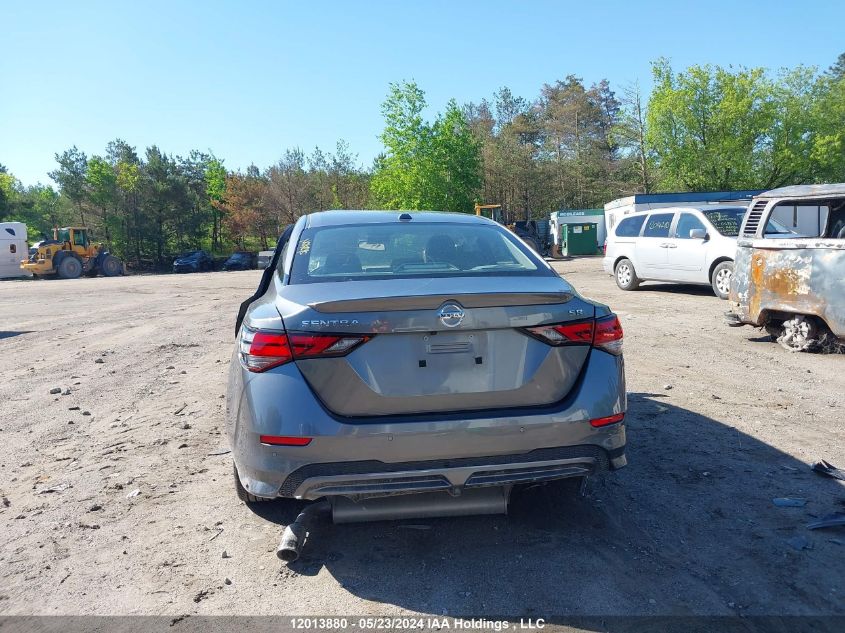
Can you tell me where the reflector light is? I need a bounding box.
[589,413,625,428]
[259,435,312,446]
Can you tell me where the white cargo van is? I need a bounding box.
[0,222,31,279]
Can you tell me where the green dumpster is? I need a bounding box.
[560,222,598,256]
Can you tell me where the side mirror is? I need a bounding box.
[689,229,708,240]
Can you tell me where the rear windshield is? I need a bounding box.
[288,222,550,284]
[703,207,797,237]
[702,208,745,236]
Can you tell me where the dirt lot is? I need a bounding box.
[1,259,844,620]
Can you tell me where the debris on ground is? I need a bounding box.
[174,403,188,415]
[49,387,61,394]
[807,513,845,530]
[39,483,71,494]
[94,358,104,364]
[773,498,807,507]
[812,460,845,481]
[126,489,141,498]
[193,589,211,603]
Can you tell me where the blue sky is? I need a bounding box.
[2,0,843,185]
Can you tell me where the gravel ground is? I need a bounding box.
[1,259,843,619]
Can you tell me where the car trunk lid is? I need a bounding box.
[276,277,596,417]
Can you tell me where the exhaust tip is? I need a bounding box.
[276,546,299,563]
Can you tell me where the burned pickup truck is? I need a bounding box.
[727,184,845,352]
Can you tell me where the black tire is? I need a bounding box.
[614,258,640,291]
[100,254,122,277]
[764,322,783,341]
[711,261,734,300]
[233,462,268,504]
[57,256,83,280]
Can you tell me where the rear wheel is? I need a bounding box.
[233,463,268,504]
[711,261,734,300]
[778,315,819,352]
[614,258,640,291]
[100,254,122,277]
[57,256,83,280]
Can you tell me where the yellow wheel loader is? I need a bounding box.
[21,227,123,279]
[474,203,544,255]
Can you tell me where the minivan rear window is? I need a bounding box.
[615,215,646,237]
[642,213,674,238]
[289,222,551,284]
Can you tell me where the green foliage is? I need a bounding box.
[645,59,831,190]
[0,170,18,220]
[429,100,482,212]
[810,74,845,182]
[372,81,481,212]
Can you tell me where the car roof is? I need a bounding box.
[304,210,499,228]
[620,205,746,218]
[757,183,845,200]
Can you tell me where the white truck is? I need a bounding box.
[0,222,31,278]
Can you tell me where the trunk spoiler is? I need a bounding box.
[310,292,574,313]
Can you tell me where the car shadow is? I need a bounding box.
[636,283,716,297]
[0,330,33,340]
[252,393,845,622]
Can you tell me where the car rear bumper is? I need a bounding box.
[227,347,626,500]
[280,444,622,500]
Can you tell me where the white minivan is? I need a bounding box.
[602,206,794,299]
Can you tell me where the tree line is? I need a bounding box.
[1,54,842,267]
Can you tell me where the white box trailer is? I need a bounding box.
[603,191,764,235]
[0,222,31,279]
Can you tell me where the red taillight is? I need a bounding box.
[240,329,293,372]
[590,412,625,428]
[239,327,372,373]
[288,333,372,358]
[523,314,623,355]
[259,435,312,446]
[525,320,594,345]
[594,315,623,355]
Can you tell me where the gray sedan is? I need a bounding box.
[227,211,626,556]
